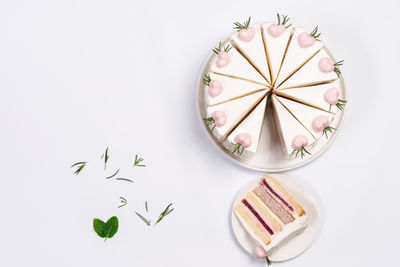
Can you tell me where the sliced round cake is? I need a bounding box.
[202,15,346,159]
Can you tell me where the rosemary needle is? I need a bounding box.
[116,178,134,183]
[135,211,151,226]
[105,169,120,179]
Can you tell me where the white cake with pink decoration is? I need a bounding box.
[202,15,346,158]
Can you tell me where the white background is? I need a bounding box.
[0,0,399,266]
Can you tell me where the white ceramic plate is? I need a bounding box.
[197,24,347,172]
[231,173,323,262]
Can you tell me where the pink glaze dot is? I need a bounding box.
[238,27,255,41]
[292,135,308,151]
[254,245,267,258]
[298,32,316,48]
[268,24,286,37]
[319,57,334,72]
[216,51,230,68]
[211,111,227,127]
[312,115,330,132]
[324,87,340,105]
[234,133,252,148]
[208,80,223,97]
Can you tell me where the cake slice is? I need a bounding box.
[231,24,271,85]
[271,95,314,157]
[210,41,268,86]
[234,175,307,254]
[275,49,337,90]
[275,95,334,141]
[225,95,267,155]
[205,90,267,140]
[273,27,323,88]
[204,72,268,106]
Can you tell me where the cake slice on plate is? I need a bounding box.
[234,175,307,255]
[205,90,268,140]
[271,95,314,157]
[225,95,268,155]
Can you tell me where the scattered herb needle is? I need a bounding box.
[145,201,149,212]
[71,161,87,175]
[118,197,127,208]
[135,211,151,226]
[101,147,110,170]
[93,216,118,241]
[105,169,120,179]
[155,203,174,224]
[134,154,146,167]
[266,256,272,266]
[116,177,134,183]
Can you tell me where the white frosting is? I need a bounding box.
[276,96,334,139]
[231,25,270,84]
[205,72,268,105]
[225,96,267,153]
[210,41,268,85]
[278,49,337,89]
[274,27,324,88]
[278,80,341,113]
[271,95,314,155]
[206,90,267,140]
[261,23,293,83]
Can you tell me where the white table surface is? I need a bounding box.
[0,0,399,266]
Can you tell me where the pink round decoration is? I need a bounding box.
[319,57,334,72]
[298,32,316,48]
[216,51,230,68]
[324,87,340,105]
[254,245,267,258]
[238,27,255,41]
[312,115,330,132]
[268,24,286,37]
[208,80,223,97]
[234,133,252,148]
[211,111,227,127]
[292,135,308,150]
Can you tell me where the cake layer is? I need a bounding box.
[271,95,315,156]
[205,72,268,106]
[246,192,282,232]
[206,90,267,140]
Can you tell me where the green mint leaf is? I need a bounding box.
[93,218,106,238]
[93,216,118,241]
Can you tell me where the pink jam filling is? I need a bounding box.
[262,179,294,212]
[242,199,274,235]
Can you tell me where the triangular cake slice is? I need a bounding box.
[225,96,267,154]
[206,90,267,140]
[278,80,341,113]
[276,49,337,89]
[276,96,334,140]
[231,25,271,84]
[261,23,294,83]
[273,27,323,88]
[271,95,314,156]
[205,72,268,106]
[210,41,268,85]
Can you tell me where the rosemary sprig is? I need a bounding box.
[232,143,244,156]
[233,16,251,30]
[155,203,174,224]
[105,169,120,179]
[145,201,149,212]
[135,211,151,226]
[101,147,110,170]
[203,117,216,131]
[336,99,347,110]
[116,177,134,183]
[276,13,292,28]
[134,154,146,167]
[323,126,336,139]
[309,26,321,40]
[71,161,87,175]
[212,42,232,54]
[291,147,312,158]
[333,60,344,77]
[203,74,211,86]
[117,197,128,208]
[266,256,272,266]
